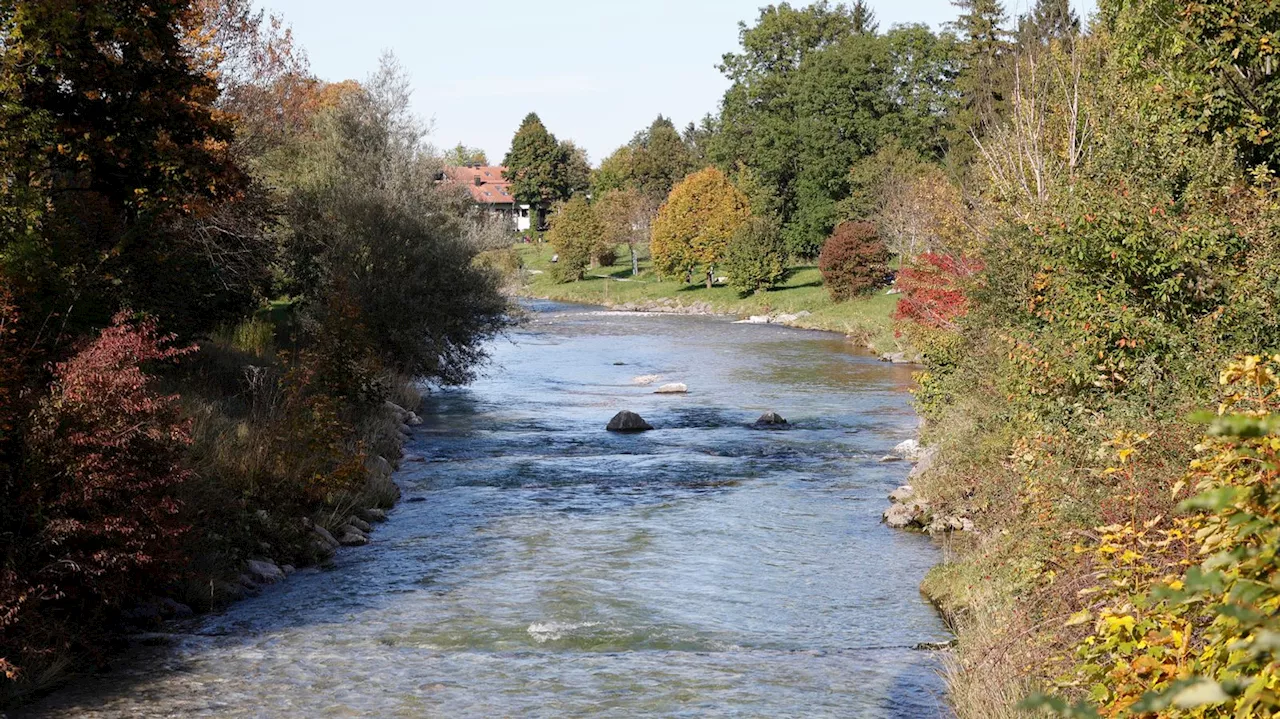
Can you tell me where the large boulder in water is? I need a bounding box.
[606,410,653,432]
[654,383,688,394]
[755,411,787,427]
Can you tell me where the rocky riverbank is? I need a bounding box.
[880,439,975,535]
[116,397,420,633]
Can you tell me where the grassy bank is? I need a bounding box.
[509,244,905,354]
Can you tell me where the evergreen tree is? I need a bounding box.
[1017,0,1079,48]
[948,0,1012,146]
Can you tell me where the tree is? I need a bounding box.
[274,57,509,386]
[444,144,488,166]
[559,140,592,197]
[591,146,635,196]
[0,0,255,343]
[595,188,656,276]
[1016,0,1079,48]
[724,217,788,294]
[948,0,1013,150]
[502,113,567,208]
[630,116,696,204]
[651,168,752,288]
[545,196,605,283]
[818,221,890,300]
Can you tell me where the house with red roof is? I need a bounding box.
[442,165,532,232]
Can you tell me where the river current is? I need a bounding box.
[27,300,951,718]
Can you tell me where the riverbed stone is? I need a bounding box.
[882,500,927,529]
[244,559,285,585]
[311,525,340,550]
[888,485,915,503]
[361,507,388,523]
[607,410,653,432]
[755,411,788,426]
[347,516,372,533]
[337,525,369,546]
[405,411,423,426]
[892,439,922,461]
[654,383,688,394]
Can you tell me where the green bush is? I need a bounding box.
[723,217,787,294]
[817,221,889,301]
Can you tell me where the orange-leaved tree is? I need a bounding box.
[651,167,751,288]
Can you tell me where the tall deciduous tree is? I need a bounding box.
[630,116,696,204]
[651,168,751,288]
[502,113,566,208]
[0,0,254,345]
[546,195,605,283]
[596,187,656,276]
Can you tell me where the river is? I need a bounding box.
[26,300,951,718]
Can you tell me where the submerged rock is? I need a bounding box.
[755,411,788,426]
[654,383,688,394]
[606,411,653,432]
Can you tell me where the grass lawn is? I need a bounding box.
[512,243,905,354]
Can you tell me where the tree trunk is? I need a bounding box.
[705,266,713,290]
[630,246,638,276]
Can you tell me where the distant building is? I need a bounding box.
[442,165,531,232]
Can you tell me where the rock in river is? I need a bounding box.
[606,411,653,432]
[755,411,788,426]
[654,383,688,394]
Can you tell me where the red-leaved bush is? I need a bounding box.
[818,221,891,301]
[893,252,983,330]
[2,312,194,680]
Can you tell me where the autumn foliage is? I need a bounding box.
[893,252,983,330]
[817,221,890,301]
[2,313,193,681]
[651,167,752,288]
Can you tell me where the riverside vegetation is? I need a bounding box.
[0,0,508,704]
[487,0,1280,716]
[4,0,1280,716]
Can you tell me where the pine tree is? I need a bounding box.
[1017,0,1079,48]
[948,0,1012,144]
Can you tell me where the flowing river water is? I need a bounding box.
[26,300,952,718]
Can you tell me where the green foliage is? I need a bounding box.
[817,221,890,300]
[724,217,788,294]
[443,144,488,166]
[546,196,605,283]
[501,112,582,207]
[712,8,959,258]
[650,167,752,287]
[274,60,510,386]
[1102,0,1280,175]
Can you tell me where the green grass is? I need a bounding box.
[513,244,905,354]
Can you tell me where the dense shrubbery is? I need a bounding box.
[723,217,787,294]
[817,221,889,301]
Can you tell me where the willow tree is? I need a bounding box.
[651,168,751,288]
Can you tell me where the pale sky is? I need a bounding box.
[262,0,1095,166]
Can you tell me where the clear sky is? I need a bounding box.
[262,0,1094,166]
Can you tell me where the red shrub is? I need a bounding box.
[818,221,890,301]
[2,312,194,678]
[893,252,984,329]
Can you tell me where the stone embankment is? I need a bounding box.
[881,439,975,534]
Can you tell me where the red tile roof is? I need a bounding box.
[443,165,518,205]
